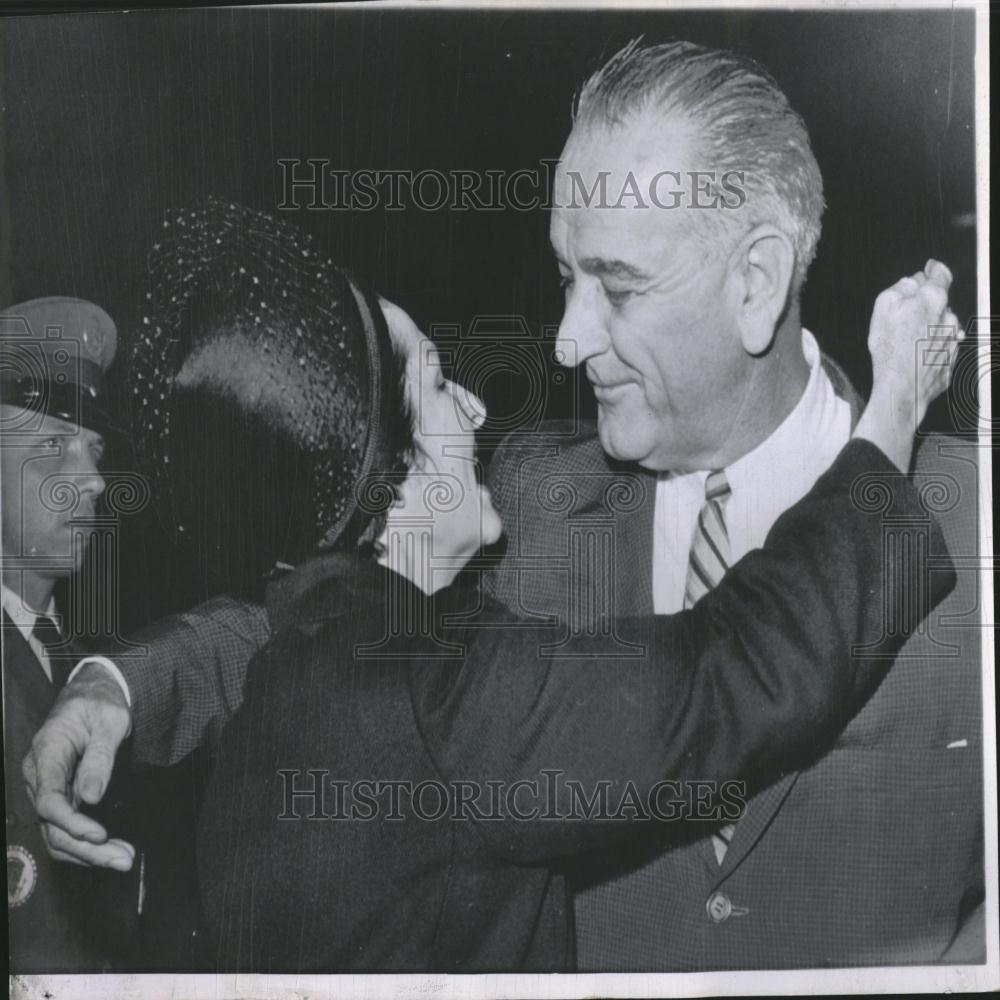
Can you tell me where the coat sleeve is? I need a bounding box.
[408,439,957,862]
[118,596,271,766]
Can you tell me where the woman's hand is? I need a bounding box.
[852,259,964,471]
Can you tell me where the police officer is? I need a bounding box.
[1,297,137,972]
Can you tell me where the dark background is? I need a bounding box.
[0,5,979,630]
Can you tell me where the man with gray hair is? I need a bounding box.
[550,39,825,476]
[486,38,981,969]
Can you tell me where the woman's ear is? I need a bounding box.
[384,447,429,522]
[732,224,796,356]
[374,468,416,555]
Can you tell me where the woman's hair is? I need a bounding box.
[339,331,415,560]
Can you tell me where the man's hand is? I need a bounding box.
[854,259,963,471]
[22,662,136,870]
[868,258,962,422]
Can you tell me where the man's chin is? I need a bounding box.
[596,414,653,465]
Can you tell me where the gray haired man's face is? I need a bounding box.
[549,118,760,474]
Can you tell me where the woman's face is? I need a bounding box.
[380,299,503,561]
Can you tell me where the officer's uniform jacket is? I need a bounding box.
[3,613,140,972]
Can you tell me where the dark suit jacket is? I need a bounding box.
[482,377,984,968]
[3,615,140,972]
[193,440,953,971]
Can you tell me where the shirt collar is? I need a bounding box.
[1,583,57,644]
[724,328,831,496]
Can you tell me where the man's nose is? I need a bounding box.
[554,282,607,369]
[71,446,106,501]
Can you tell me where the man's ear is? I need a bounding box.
[732,224,796,356]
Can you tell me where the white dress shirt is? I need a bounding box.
[1,582,60,683]
[652,329,852,613]
[1,581,132,703]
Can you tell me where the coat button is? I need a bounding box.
[706,891,733,923]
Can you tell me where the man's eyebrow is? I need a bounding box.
[578,257,652,282]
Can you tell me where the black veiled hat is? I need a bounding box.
[130,197,404,595]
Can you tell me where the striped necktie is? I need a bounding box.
[684,469,735,862]
[31,614,73,692]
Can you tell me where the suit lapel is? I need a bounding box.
[613,466,657,617]
[712,353,859,875]
[2,610,56,710]
[717,772,800,876]
[559,434,658,620]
